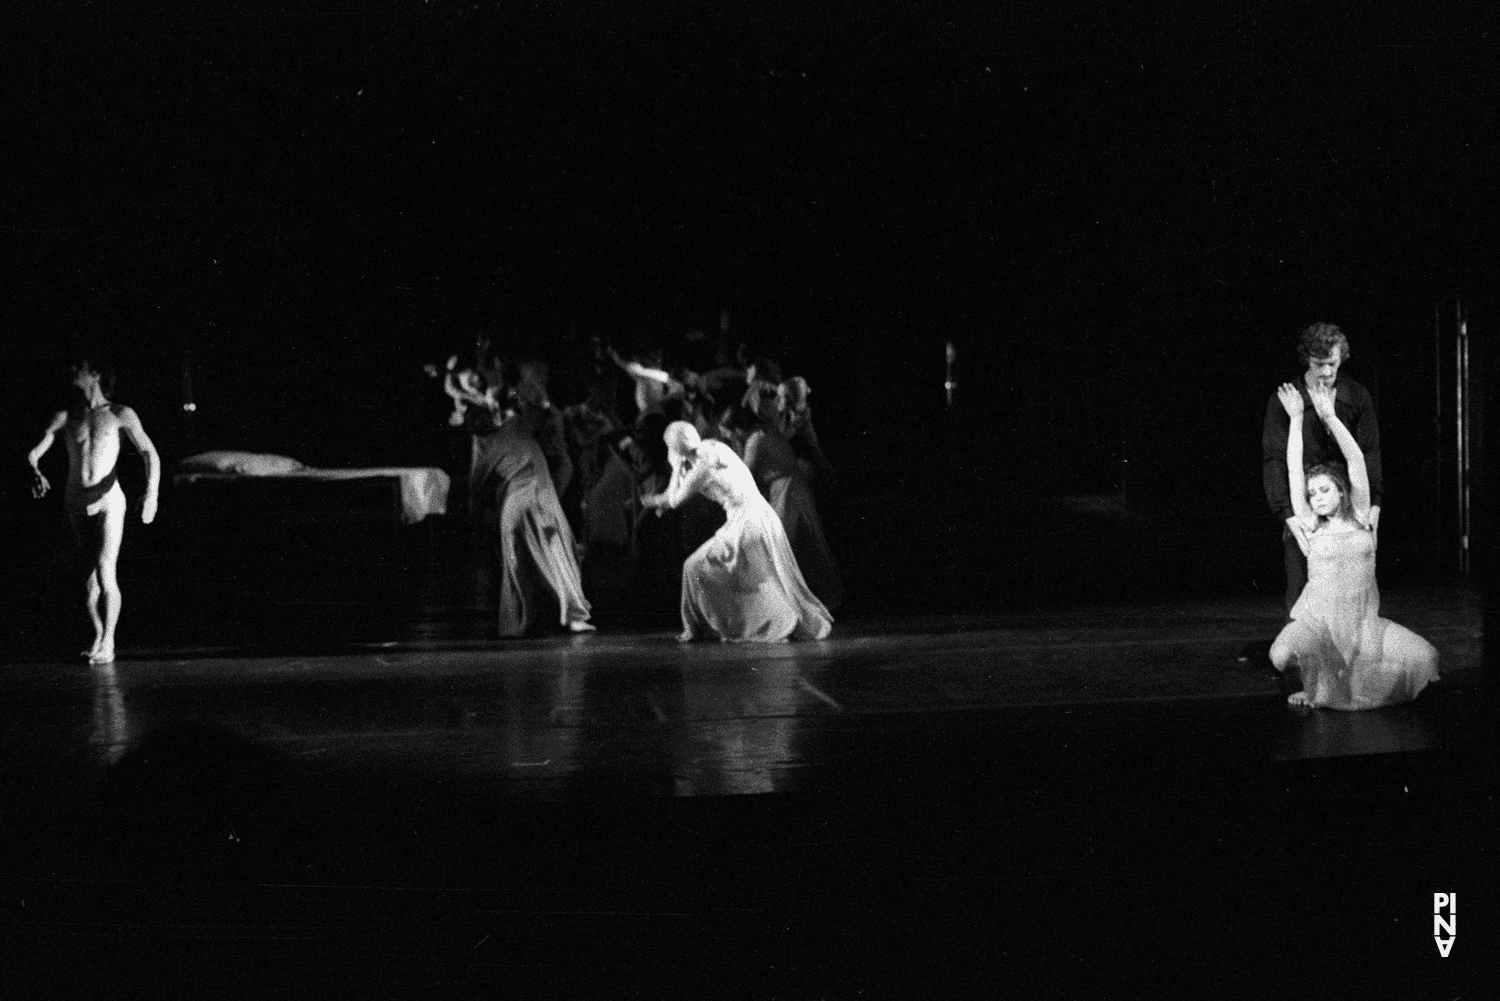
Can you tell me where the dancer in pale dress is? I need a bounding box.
[642,422,832,642]
[1268,381,1438,709]
[472,382,594,638]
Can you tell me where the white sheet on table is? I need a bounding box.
[173,467,450,524]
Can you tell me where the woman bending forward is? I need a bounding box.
[643,422,832,642]
[473,394,594,638]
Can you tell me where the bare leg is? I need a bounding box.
[89,488,127,664]
[1270,621,1316,707]
[69,509,105,657]
[1276,649,1316,707]
[84,570,104,657]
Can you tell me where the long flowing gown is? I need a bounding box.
[677,439,832,642]
[473,418,592,638]
[744,428,844,610]
[1274,525,1439,709]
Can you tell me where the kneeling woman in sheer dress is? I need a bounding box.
[642,422,832,642]
[1269,381,1438,708]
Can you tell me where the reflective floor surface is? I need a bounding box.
[0,586,1491,999]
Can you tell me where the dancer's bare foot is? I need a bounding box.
[89,645,115,665]
[82,640,103,659]
[568,620,597,633]
[1287,691,1313,707]
[677,631,695,643]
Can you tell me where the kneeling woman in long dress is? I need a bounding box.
[472,385,595,638]
[642,422,832,642]
[1269,381,1438,708]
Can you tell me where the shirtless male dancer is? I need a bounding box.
[28,360,160,664]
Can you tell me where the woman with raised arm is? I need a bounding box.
[1269,382,1438,709]
[642,422,831,642]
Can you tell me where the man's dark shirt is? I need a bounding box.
[1262,376,1382,521]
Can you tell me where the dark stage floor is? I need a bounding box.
[0,574,1492,998]
[0,588,1486,801]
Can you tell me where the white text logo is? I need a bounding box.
[1433,893,1456,957]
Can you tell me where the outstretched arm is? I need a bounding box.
[607,349,673,386]
[644,453,716,512]
[1309,384,1371,520]
[118,406,160,524]
[27,411,68,499]
[1277,385,1313,536]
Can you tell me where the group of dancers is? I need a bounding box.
[29,320,1442,711]
[437,325,839,642]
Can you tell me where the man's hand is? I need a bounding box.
[1308,383,1337,421]
[142,493,158,525]
[1366,504,1380,542]
[31,468,50,499]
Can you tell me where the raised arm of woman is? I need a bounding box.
[1277,384,1315,543]
[608,348,674,387]
[1309,383,1371,520]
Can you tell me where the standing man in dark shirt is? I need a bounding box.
[1262,322,1382,612]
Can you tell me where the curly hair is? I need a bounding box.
[1297,322,1350,365]
[1304,462,1354,521]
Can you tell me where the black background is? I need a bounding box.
[5,1,1491,509]
[0,5,1495,996]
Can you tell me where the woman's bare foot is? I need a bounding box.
[89,645,115,665]
[677,631,695,643]
[1287,691,1314,707]
[568,620,597,633]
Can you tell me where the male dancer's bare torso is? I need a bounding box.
[62,405,126,516]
